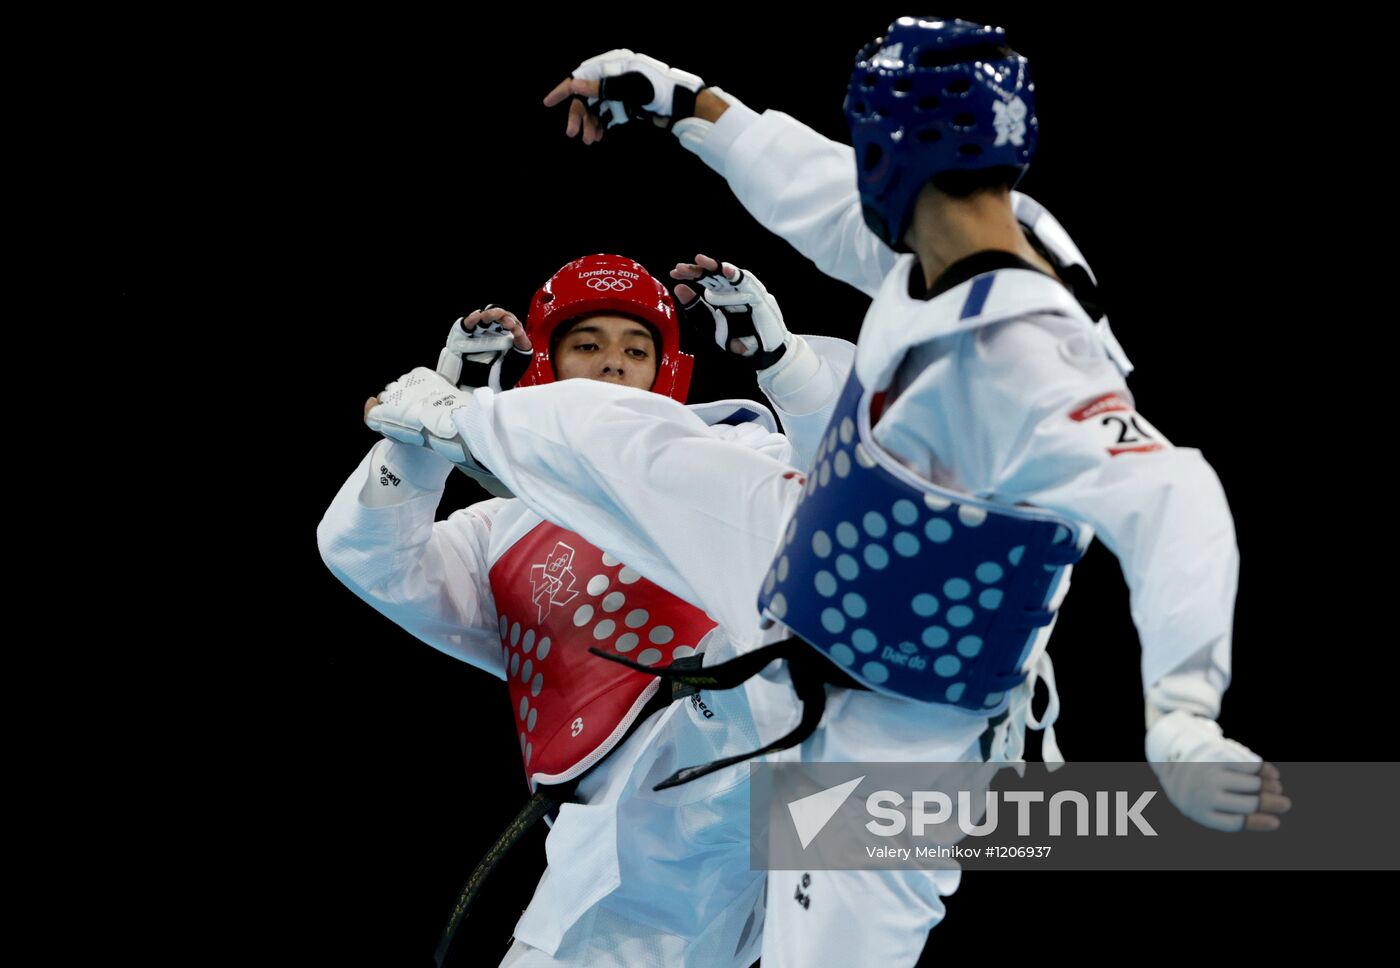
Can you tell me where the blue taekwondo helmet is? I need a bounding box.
[845,17,1037,249]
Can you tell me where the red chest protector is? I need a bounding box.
[489,520,717,789]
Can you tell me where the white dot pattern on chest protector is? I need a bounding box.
[863,511,887,538]
[912,594,939,617]
[934,655,961,677]
[821,608,846,634]
[923,493,951,511]
[958,506,987,527]
[852,628,878,653]
[757,376,1087,714]
[834,450,852,478]
[573,604,594,626]
[587,574,610,596]
[862,661,889,684]
[956,636,983,658]
[843,593,867,618]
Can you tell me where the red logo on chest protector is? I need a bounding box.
[529,541,580,622]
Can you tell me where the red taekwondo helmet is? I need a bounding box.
[517,253,694,403]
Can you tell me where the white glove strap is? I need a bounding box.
[757,334,821,405]
[1144,645,1226,730]
[672,85,737,151]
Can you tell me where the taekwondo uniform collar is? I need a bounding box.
[857,253,1095,394]
[687,398,779,433]
[916,250,1056,300]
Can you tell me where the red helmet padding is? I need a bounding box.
[518,253,694,403]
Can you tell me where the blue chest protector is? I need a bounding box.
[756,367,1087,717]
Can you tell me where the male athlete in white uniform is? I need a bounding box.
[319,252,850,966]
[474,17,1288,965]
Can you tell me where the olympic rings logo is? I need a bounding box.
[585,276,633,292]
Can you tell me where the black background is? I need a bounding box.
[178,7,1385,963]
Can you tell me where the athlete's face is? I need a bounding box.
[551,314,659,391]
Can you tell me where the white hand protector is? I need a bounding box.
[436,308,517,385]
[1146,710,1264,832]
[678,261,792,370]
[366,367,473,465]
[571,49,704,130]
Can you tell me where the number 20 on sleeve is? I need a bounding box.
[1069,392,1172,457]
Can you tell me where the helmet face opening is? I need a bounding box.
[518,254,694,403]
[846,17,1037,248]
[548,314,663,365]
[546,313,665,391]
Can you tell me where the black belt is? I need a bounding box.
[596,638,1012,789]
[433,660,705,966]
[591,637,869,790]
